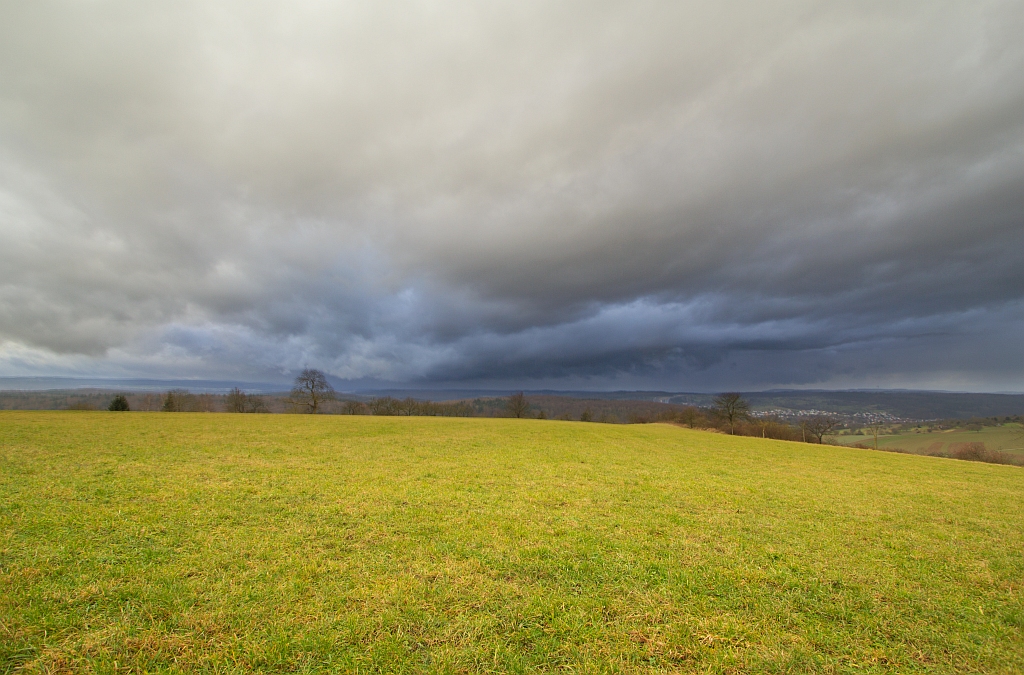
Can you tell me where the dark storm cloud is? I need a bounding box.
[1,1,1022,390]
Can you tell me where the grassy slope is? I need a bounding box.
[1,413,1022,674]
[840,425,1024,455]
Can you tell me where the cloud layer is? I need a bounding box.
[1,1,1023,390]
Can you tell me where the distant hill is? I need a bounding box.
[0,377,286,393]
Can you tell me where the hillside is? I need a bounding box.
[741,390,1024,420]
[839,424,1024,455]
[2,412,1022,672]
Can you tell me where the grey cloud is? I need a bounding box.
[1,1,1022,390]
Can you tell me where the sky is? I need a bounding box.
[1,2,1023,392]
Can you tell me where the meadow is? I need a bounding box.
[840,424,1024,456]
[1,412,1022,673]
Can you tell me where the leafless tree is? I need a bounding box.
[711,393,749,434]
[247,395,269,413]
[678,406,704,428]
[139,393,161,411]
[340,399,366,415]
[368,396,400,416]
[225,387,248,413]
[400,397,420,416]
[226,387,268,413]
[506,392,529,418]
[803,416,838,444]
[195,393,217,412]
[289,369,335,414]
[162,389,197,412]
[868,422,884,450]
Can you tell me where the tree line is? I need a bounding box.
[637,392,841,444]
[502,390,843,445]
[98,370,845,444]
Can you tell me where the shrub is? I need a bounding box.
[738,419,802,441]
[950,442,987,461]
[950,442,1024,466]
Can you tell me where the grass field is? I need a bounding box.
[2,413,1023,673]
[839,424,1024,456]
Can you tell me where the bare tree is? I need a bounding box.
[195,393,217,412]
[399,397,420,416]
[803,416,838,444]
[506,392,529,418]
[247,395,269,413]
[711,393,749,434]
[868,422,884,450]
[678,406,704,429]
[225,387,248,413]
[340,399,366,415]
[368,396,400,416]
[162,389,197,412]
[289,369,335,414]
[138,393,161,411]
[225,387,268,413]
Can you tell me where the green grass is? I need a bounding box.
[2,412,1023,674]
[840,424,1024,455]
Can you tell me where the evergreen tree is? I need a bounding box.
[108,394,130,411]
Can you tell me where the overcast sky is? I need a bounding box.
[1,2,1023,392]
